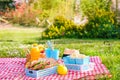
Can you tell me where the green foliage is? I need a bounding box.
[41,0,119,39]
[0,0,15,12]
[79,0,118,38]
[33,0,74,20]
[83,9,117,38]
[2,0,74,27]
[38,10,49,21]
[80,0,112,16]
[2,0,119,38]
[42,13,119,39]
[40,0,57,10]
[42,16,84,39]
[33,0,60,10]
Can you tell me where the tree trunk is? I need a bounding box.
[116,0,120,25]
[111,0,120,25]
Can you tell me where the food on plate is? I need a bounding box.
[25,58,58,70]
[70,53,86,58]
[30,60,38,67]
[25,61,31,68]
[26,53,31,63]
[64,49,87,59]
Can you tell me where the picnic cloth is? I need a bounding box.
[0,56,110,80]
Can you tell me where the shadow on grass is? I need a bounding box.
[37,38,119,45]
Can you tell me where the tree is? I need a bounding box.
[0,0,15,12]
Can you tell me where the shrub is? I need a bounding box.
[43,0,119,39]
[80,0,117,38]
[83,9,117,38]
[42,14,119,39]
[42,16,83,39]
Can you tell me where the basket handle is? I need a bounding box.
[29,71,33,74]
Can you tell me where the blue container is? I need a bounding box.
[75,56,90,65]
[25,66,57,78]
[63,56,76,64]
[63,56,90,65]
[65,64,81,70]
[45,48,51,58]
[45,48,59,60]
[69,58,76,64]
[63,56,70,64]
[65,62,95,72]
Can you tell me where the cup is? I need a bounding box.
[45,48,59,60]
[45,48,51,58]
[51,49,59,60]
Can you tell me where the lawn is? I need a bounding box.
[0,28,120,80]
[0,27,43,42]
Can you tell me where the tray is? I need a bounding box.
[25,66,57,78]
[65,62,95,72]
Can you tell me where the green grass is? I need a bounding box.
[0,27,42,42]
[0,28,120,80]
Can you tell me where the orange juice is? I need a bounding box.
[30,46,40,61]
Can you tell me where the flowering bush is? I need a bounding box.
[83,9,117,38]
[42,14,119,39]
[42,16,83,39]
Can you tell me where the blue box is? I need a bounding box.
[69,58,76,64]
[65,64,81,70]
[25,66,57,78]
[65,62,95,72]
[45,48,59,60]
[63,56,76,64]
[63,56,70,64]
[63,56,90,65]
[75,56,90,65]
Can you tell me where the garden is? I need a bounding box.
[0,0,120,80]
